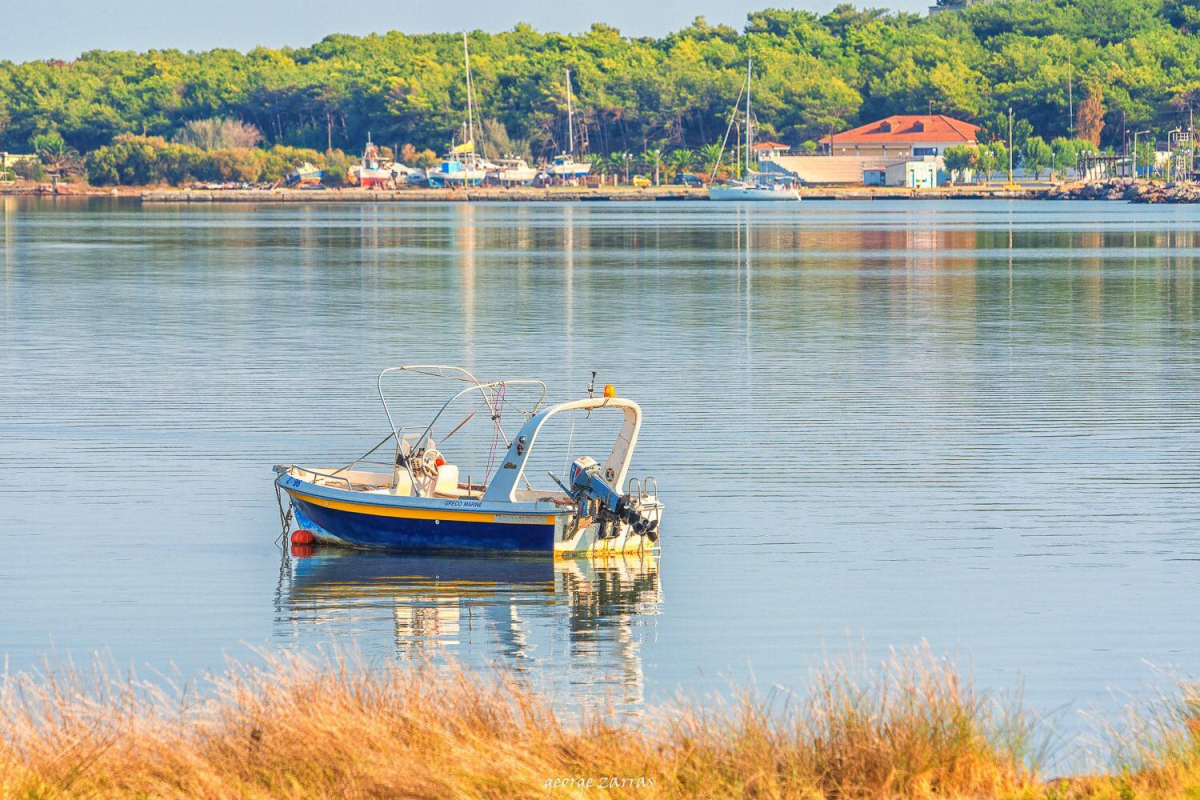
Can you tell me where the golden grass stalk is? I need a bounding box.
[0,647,1195,799]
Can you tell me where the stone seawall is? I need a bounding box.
[1043,178,1200,203]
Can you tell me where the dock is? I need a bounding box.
[141,187,706,203]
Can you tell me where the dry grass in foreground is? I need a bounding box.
[0,649,1197,799]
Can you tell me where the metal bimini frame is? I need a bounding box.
[375,365,548,497]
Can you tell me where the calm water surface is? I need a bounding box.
[2,198,1198,737]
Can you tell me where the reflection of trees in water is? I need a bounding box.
[276,549,660,710]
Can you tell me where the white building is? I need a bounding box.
[884,159,939,188]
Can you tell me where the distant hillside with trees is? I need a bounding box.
[2,0,1198,177]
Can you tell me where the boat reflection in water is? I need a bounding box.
[276,548,661,711]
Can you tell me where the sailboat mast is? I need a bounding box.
[463,32,475,147]
[745,58,753,175]
[566,68,575,156]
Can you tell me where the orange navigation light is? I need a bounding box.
[603,384,617,398]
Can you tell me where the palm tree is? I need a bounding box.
[608,150,633,183]
[666,148,695,181]
[31,131,83,181]
[597,152,621,176]
[699,142,724,181]
[642,148,664,185]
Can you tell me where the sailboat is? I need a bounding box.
[547,69,592,182]
[708,59,800,202]
[428,33,495,188]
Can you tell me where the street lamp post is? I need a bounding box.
[1008,107,1015,185]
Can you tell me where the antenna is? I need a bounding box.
[588,371,597,398]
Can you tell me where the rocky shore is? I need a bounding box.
[1043,178,1200,203]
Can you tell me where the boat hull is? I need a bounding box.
[707,186,801,202]
[428,172,487,188]
[492,170,538,185]
[276,465,660,557]
[289,491,558,553]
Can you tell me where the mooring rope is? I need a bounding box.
[273,480,293,544]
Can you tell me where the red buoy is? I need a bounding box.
[291,529,314,545]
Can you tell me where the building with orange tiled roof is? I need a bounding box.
[819,115,980,158]
[751,141,791,159]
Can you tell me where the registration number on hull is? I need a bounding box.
[492,514,556,525]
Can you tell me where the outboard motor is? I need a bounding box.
[568,456,658,539]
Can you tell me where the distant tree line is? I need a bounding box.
[2,0,1199,183]
[941,137,1098,182]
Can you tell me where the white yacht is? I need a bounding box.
[490,157,538,185]
[707,174,801,201]
[546,69,592,182]
[708,59,800,203]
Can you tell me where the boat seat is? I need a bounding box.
[433,464,465,498]
[361,470,412,496]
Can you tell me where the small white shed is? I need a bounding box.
[885,159,938,188]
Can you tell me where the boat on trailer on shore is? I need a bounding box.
[274,365,662,556]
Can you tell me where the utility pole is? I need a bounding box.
[1121,110,1127,173]
[1067,58,1074,137]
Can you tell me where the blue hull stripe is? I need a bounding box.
[293,497,556,552]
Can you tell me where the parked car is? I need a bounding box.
[406,170,429,187]
[674,173,703,187]
[630,174,652,188]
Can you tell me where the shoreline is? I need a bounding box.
[143,185,1043,202]
[4,178,1197,203]
[0,183,1043,202]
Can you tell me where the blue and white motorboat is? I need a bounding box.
[274,365,662,556]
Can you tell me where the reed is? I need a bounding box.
[0,647,1195,799]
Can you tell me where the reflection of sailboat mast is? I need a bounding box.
[737,206,754,382]
[564,205,575,389]
[3,197,14,307]
[458,204,477,359]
